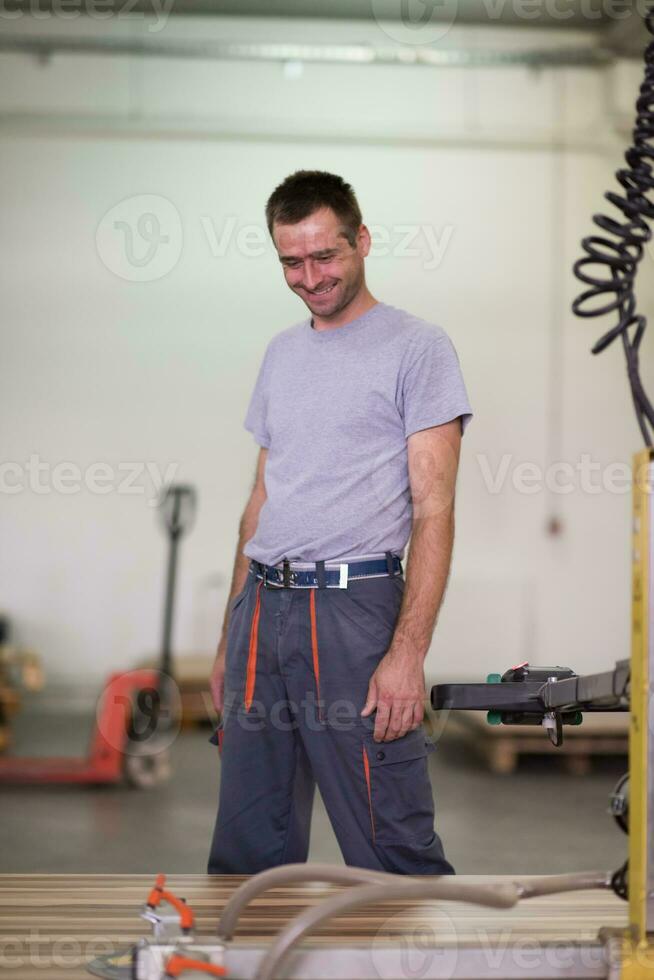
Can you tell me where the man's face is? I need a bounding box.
[272,206,370,319]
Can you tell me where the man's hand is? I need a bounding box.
[360,645,426,742]
[210,637,227,715]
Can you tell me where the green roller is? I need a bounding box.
[486,673,503,684]
[487,710,503,725]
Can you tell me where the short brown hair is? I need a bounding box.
[265,170,362,246]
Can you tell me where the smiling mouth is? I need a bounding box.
[307,283,337,297]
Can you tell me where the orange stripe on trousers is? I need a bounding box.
[244,580,263,712]
[309,589,323,721]
[362,745,376,842]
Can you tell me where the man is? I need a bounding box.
[208,171,472,876]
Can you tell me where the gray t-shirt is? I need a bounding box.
[243,301,472,566]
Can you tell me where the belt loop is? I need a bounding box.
[282,558,291,588]
[315,560,326,589]
[384,550,395,577]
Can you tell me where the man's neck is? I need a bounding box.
[311,290,378,332]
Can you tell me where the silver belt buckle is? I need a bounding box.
[264,564,297,588]
[339,564,349,589]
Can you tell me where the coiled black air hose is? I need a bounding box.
[572,12,654,447]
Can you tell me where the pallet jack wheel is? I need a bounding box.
[123,740,172,789]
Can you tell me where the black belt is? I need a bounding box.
[251,551,403,589]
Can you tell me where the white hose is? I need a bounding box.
[252,870,613,980]
[253,879,520,980]
[216,863,401,940]
[514,871,611,898]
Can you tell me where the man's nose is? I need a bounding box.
[301,261,321,291]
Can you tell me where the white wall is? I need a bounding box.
[1,15,652,700]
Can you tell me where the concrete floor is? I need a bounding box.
[0,709,627,876]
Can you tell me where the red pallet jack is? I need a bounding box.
[0,485,197,787]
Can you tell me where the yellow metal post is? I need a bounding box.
[626,448,654,968]
[630,448,654,939]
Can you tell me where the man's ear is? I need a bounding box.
[357,223,372,258]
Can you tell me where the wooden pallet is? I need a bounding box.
[444,710,628,774]
[0,685,21,754]
[0,645,44,754]
[139,653,215,727]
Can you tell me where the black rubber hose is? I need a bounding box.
[572,10,654,446]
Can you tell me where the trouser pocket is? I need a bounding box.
[361,728,436,844]
[224,569,263,712]
[228,565,255,614]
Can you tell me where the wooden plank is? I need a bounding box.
[0,874,628,979]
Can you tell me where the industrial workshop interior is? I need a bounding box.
[2,0,654,976]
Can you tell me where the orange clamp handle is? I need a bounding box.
[164,953,227,977]
[145,874,195,932]
[146,873,167,906]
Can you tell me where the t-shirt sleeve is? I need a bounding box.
[401,331,473,438]
[244,345,272,448]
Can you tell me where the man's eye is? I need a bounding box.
[318,255,336,263]
[284,261,301,269]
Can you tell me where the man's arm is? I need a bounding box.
[210,447,267,714]
[360,419,462,742]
